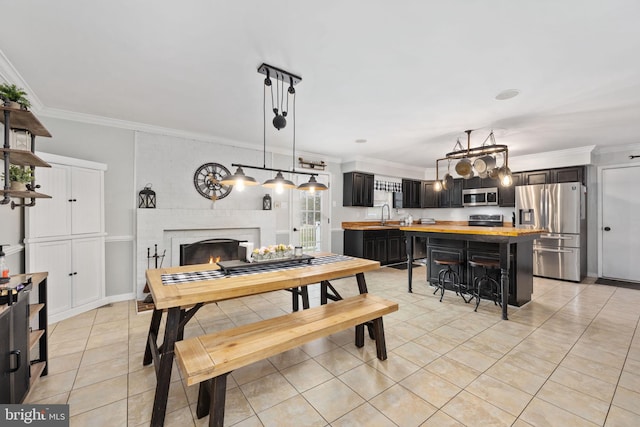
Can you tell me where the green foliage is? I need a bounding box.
[8,165,33,183]
[0,83,31,109]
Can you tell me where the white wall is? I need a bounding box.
[35,117,135,296]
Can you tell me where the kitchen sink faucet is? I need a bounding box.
[381,203,390,225]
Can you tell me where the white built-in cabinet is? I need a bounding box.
[25,153,107,324]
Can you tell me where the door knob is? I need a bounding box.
[603,226,611,231]
[293,228,298,231]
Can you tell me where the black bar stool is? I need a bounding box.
[468,258,501,312]
[433,259,464,302]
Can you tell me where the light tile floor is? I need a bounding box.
[27,266,640,426]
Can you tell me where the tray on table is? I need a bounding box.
[216,254,314,274]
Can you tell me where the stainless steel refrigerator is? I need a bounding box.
[515,182,587,282]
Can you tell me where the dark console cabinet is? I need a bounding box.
[0,273,48,404]
[1,287,31,403]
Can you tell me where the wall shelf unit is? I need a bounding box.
[1,105,52,209]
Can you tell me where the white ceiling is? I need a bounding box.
[1,1,639,168]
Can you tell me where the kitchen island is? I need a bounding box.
[400,224,544,320]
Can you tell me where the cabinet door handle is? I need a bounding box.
[68,199,73,202]
[68,273,73,276]
[9,350,21,373]
[73,272,78,275]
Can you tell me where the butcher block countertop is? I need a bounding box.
[342,221,545,236]
[399,224,545,237]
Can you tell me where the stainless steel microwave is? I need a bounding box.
[462,187,498,207]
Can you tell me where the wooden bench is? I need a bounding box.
[174,293,398,427]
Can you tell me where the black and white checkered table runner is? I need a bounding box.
[161,254,355,285]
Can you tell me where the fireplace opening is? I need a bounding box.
[180,238,246,266]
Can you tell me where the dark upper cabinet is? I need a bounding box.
[402,179,422,208]
[462,176,481,189]
[343,172,374,207]
[522,170,551,185]
[498,172,522,207]
[552,167,584,184]
[439,178,463,208]
[463,176,499,189]
[421,181,439,208]
[522,166,584,186]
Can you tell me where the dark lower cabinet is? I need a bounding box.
[426,239,465,285]
[425,239,533,306]
[344,229,406,265]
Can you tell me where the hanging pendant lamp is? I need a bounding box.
[219,166,259,191]
[262,171,296,193]
[297,175,328,192]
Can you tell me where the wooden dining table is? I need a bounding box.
[143,253,380,427]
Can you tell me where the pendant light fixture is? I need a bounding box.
[218,166,259,190]
[220,63,327,192]
[433,130,512,190]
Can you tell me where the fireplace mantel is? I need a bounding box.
[135,209,276,297]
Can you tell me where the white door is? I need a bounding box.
[71,167,102,234]
[601,165,640,282]
[72,237,104,307]
[29,240,73,316]
[27,164,71,238]
[291,174,331,252]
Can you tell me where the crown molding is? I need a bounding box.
[38,105,344,165]
[0,49,45,111]
[592,142,640,154]
[342,155,428,175]
[508,145,596,172]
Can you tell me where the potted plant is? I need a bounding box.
[0,83,31,110]
[4,165,33,191]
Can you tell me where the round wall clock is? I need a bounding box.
[193,163,232,200]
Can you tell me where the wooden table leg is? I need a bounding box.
[150,307,181,427]
[356,272,368,294]
[143,308,163,366]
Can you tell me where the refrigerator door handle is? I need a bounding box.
[534,247,574,254]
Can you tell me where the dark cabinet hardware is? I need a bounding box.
[604,226,611,231]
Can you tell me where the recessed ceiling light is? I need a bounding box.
[495,89,520,100]
[355,139,367,143]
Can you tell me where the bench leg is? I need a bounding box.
[372,317,388,360]
[196,374,229,427]
[355,324,364,347]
